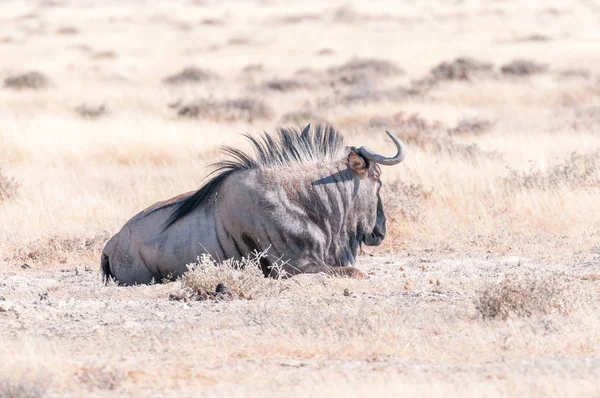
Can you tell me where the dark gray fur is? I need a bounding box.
[101,124,391,284]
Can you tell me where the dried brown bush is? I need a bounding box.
[326,58,403,87]
[504,150,600,190]
[91,51,116,60]
[279,109,328,126]
[262,77,310,92]
[199,18,224,25]
[316,48,335,56]
[0,169,19,202]
[76,364,124,391]
[501,59,548,76]
[331,5,361,23]
[4,71,50,90]
[448,118,495,135]
[179,252,279,299]
[175,97,273,123]
[163,66,218,85]
[516,34,551,42]
[273,14,321,24]
[56,26,79,35]
[342,85,414,105]
[0,378,47,398]
[430,57,493,81]
[227,37,251,46]
[243,63,263,73]
[558,68,591,80]
[75,104,107,119]
[475,274,583,320]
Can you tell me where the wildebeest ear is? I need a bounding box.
[348,149,368,178]
[301,123,311,139]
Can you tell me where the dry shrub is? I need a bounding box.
[0,169,19,202]
[243,63,263,73]
[340,85,414,105]
[326,58,403,87]
[331,5,361,23]
[317,86,415,107]
[279,109,328,127]
[91,51,116,60]
[412,57,493,92]
[516,34,551,42]
[163,66,218,85]
[317,48,334,56]
[382,181,432,222]
[504,150,600,190]
[179,252,278,299]
[273,14,321,24]
[475,274,584,320]
[0,378,47,398]
[75,103,107,119]
[4,71,49,90]
[430,57,493,81]
[75,364,124,391]
[330,4,390,23]
[501,59,548,76]
[558,68,591,80]
[448,118,495,136]
[227,37,251,46]
[175,97,273,122]
[56,26,79,35]
[199,18,224,25]
[262,77,310,92]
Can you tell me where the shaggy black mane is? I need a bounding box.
[163,124,345,230]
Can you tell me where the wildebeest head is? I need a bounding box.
[346,130,406,247]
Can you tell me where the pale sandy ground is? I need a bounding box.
[1,254,600,397]
[1,0,600,396]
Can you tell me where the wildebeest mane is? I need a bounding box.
[163,124,346,230]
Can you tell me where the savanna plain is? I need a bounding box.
[1,0,600,396]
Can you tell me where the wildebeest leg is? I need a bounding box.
[291,263,368,279]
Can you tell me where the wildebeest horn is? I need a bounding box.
[358,130,406,165]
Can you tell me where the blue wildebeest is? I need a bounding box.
[101,124,406,284]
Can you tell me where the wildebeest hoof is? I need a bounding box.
[330,266,368,279]
[215,283,230,294]
[348,268,368,280]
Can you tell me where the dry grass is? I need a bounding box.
[75,103,108,119]
[163,66,218,85]
[0,378,47,398]
[501,59,549,76]
[430,57,493,81]
[179,252,278,299]
[504,150,600,190]
[174,97,273,122]
[0,169,19,203]
[3,71,49,90]
[475,274,584,320]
